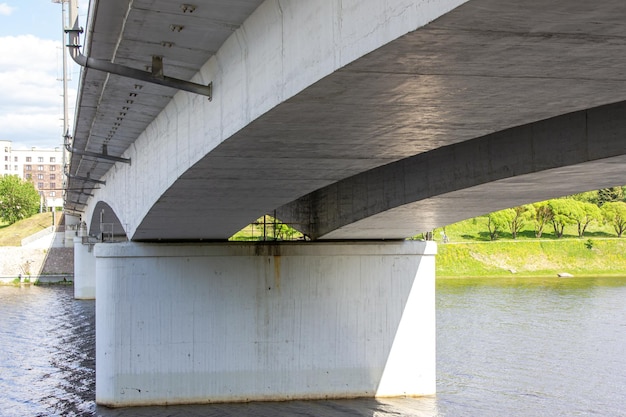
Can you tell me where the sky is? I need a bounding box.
[0,0,88,150]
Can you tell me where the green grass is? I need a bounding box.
[437,238,626,278]
[434,216,626,278]
[0,212,61,246]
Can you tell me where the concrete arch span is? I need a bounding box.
[78,0,626,242]
[276,100,626,240]
[87,201,128,242]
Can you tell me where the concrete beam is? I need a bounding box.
[277,100,626,239]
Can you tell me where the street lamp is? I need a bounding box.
[52,0,70,213]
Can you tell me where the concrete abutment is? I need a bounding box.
[94,241,436,406]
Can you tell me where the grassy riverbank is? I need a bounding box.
[436,236,626,278]
[0,212,60,246]
[431,216,626,278]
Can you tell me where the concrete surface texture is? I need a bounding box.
[94,241,436,406]
[0,235,74,277]
[68,0,626,240]
[73,241,95,299]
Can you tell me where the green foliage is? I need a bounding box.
[598,187,623,206]
[570,190,599,205]
[486,206,534,240]
[0,175,40,225]
[509,205,534,239]
[548,199,577,238]
[601,201,626,237]
[230,215,305,241]
[570,201,602,238]
[532,201,552,238]
[486,211,509,240]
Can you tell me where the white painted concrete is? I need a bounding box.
[74,240,96,299]
[94,241,436,406]
[80,0,467,240]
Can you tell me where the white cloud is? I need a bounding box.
[0,35,57,71]
[0,34,74,148]
[0,3,15,16]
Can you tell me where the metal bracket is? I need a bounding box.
[68,200,88,206]
[65,24,212,98]
[67,190,95,197]
[65,142,131,164]
[65,172,107,185]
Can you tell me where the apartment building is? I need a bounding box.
[1,140,64,210]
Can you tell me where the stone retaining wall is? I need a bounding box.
[0,246,74,277]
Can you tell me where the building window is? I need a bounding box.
[26,157,31,162]
[37,182,44,189]
[50,157,56,163]
[25,174,32,180]
[50,183,56,190]
[37,173,44,180]
[50,191,56,197]
[49,174,56,180]
[3,164,7,170]
[25,165,31,171]
[14,165,17,171]
[13,156,17,162]
[38,157,44,162]
[49,165,56,171]
[37,165,44,171]
[4,156,7,161]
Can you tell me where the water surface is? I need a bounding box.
[0,277,624,416]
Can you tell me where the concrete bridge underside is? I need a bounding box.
[67,0,626,406]
[69,0,626,241]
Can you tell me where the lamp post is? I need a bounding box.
[52,0,69,211]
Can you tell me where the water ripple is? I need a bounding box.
[1,278,624,416]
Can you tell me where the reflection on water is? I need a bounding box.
[0,277,624,416]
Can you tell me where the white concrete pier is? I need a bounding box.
[94,241,436,407]
[73,240,96,299]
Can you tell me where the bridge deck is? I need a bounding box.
[67,0,626,240]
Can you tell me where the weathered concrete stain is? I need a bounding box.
[273,255,281,290]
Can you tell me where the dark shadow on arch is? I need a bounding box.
[277,100,626,240]
[89,201,128,242]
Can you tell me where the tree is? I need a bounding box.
[532,201,552,238]
[601,201,626,237]
[569,200,602,238]
[489,206,534,239]
[486,211,509,240]
[547,199,576,238]
[598,187,623,206]
[0,175,41,225]
[508,205,534,239]
[570,190,598,205]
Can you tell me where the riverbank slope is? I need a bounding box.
[437,238,626,278]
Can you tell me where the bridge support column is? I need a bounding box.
[94,241,436,407]
[73,239,96,299]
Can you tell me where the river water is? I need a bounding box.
[0,277,624,416]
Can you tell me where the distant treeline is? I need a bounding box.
[482,186,626,240]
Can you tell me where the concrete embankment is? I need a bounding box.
[0,232,74,284]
